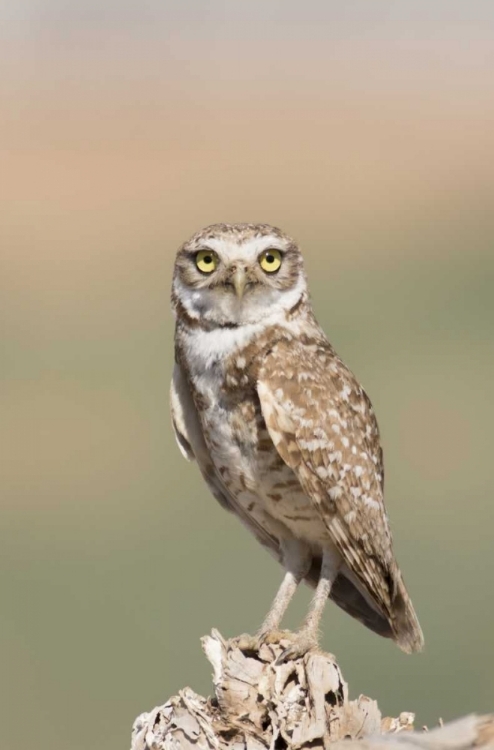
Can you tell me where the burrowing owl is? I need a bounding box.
[170,223,423,656]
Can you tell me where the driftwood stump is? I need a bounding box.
[130,630,494,750]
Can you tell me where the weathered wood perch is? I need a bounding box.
[131,630,494,750]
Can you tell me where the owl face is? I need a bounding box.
[172,223,307,327]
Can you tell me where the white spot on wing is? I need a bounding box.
[328,485,343,500]
[362,495,381,511]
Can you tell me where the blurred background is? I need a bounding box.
[1,2,493,749]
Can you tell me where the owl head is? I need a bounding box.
[172,223,308,327]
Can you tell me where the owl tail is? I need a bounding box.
[390,574,424,654]
[308,559,424,653]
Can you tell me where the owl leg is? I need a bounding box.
[277,547,341,662]
[234,540,310,652]
[234,570,300,652]
[257,569,299,636]
[252,539,312,645]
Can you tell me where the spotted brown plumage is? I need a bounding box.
[170,223,424,655]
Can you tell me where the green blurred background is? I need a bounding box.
[1,3,493,749]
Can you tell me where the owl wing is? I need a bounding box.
[257,338,399,622]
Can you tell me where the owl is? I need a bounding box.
[170,223,423,657]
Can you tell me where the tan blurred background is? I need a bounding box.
[1,3,494,749]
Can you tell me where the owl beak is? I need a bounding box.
[232,267,247,299]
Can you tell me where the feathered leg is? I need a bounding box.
[257,539,311,637]
[235,539,311,651]
[277,547,341,661]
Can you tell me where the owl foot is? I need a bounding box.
[230,629,294,654]
[275,631,319,664]
[230,633,260,652]
[257,628,294,646]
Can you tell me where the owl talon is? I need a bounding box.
[230,633,260,653]
[230,629,295,655]
[257,628,293,647]
[275,633,319,664]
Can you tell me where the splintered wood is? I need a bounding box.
[130,630,494,750]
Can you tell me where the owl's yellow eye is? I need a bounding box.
[195,250,218,274]
[259,249,282,273]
